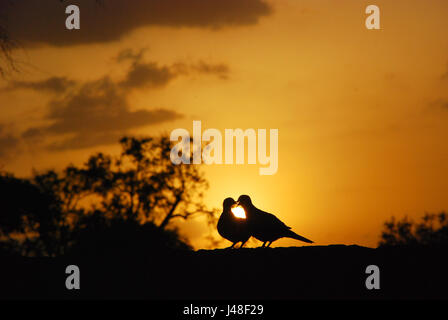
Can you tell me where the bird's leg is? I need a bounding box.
[261,242,266,248]
[239,240,248,248]
[267,241,272,248]
[227,243,236,249]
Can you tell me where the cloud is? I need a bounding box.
[47,131,126,151]
[442,73,448,82]
[0,124,19,159]
[117,49,231,89]
[3,0,272,47]
[191,61,230,80]
[0,134,18,158]
[4,50,230,94]
[115,48,148,63]
[120,62,176,89]
[431,99,448,110]
[440,61,448,81]
[120,60,230,89]
[22,77,183,150]
[4,77,76,94]
[1,50,229,153]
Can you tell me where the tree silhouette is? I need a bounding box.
[0,172,67,256]
[0,21,17,77]
[0,135,218,256]
[74,136,214,228]
[379,212,448,247]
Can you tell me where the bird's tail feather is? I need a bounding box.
[285,230,313,243]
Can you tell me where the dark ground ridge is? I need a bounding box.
[1,245,447,300]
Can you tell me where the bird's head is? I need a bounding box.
[222,197,236,210]
[237,195,252,209]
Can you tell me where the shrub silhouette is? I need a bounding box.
[379,212,448,247]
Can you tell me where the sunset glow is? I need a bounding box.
[1,0,448,250]
[231,206,246,219]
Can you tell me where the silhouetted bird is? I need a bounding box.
[237,195,313,247]
[217,197,251,248]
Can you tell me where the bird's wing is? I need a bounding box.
[257,208,291,231]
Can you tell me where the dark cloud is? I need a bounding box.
[115,48,148,63]
[432,99,448,110]
[442,73,448,81]
[440,61,448,81]
[47,131,126,151]
[22,77,183,150]
[191,61,230,80]
[120,62,176,89]
[3,0,272,47]
[119,60,231,89]
[0,124,19,158]
[0,135,18,158]
[3,52,230,94]
[171,61,231,80]
[1,50,229,153]
[117,49,231,89]
[427,99,448,116]
[5,77,76,93]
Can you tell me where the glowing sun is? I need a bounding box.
[231,205,246,219]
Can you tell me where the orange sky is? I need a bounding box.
[1,0,448,249]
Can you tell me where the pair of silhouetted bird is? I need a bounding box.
[217,195,313,248]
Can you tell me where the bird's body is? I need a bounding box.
[217,197,251,248]
[237,195,313,247]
